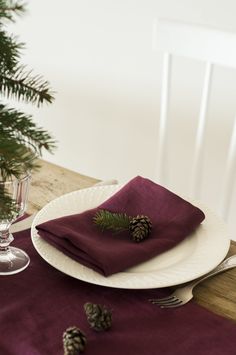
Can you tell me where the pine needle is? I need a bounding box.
[93,209,131,233]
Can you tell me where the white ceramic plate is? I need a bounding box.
[31,184,230,289]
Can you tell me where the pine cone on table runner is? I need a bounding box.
[84,302,112,331]
[63,326,87,354]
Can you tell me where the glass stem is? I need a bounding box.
[0,230,14,251]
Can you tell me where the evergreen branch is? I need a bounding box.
[0,136,37,179]
[93,209,131,233]
[0,66,55,106]
[0,30,23,72]
[0,0,56,212]
[0,101,56,179]
[0,0,25,22]
[0,104,56,154]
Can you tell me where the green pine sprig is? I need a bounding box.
[0,30,23,72]
[0,66,55,106]
[93,209,153,243]
[93,209,131,233]
[0,103,56,179]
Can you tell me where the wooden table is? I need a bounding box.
[29,160,236,322]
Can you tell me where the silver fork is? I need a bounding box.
[149,254,236,308]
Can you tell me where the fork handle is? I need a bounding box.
[189,254,236,288]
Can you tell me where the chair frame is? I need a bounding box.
[153,19,236,220]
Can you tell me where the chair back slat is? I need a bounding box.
[221,116,236,220]
[190,61,213,199]
[156,52,172,184]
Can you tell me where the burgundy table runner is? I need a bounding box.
[1,228,236,355]
[36,176,205,276]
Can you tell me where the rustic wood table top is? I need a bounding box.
[29,160,236,323]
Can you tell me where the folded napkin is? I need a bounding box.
[36,176,205,276]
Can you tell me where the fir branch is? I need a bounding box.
[0,0,56,212]
[0,137,37,179]
[0,30,23,72]
[0,0,25,22]
[0,104,56,154]
[0,102,56,179]
[93,209,131,233]
[0,66,54,106]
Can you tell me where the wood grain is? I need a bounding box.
[29,160,236,322]
[194,242,236,321]
[27,159,99,214]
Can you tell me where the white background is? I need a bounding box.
[7,0,236,237]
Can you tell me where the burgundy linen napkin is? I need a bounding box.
[36,176,205,276]
[1,228,236,355]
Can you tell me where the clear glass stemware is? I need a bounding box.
[0,174,31,275]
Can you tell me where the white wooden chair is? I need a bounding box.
[153,19,236,233]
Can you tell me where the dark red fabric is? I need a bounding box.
[36,176,205,276]
[1,228,236,355]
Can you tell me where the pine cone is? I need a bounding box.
[84,302,112,331]
[129,215,152,242]
[63,326,87,355]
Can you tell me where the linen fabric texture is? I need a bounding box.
[1,228,236,355]
[36,176,205,276]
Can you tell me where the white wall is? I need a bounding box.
[8,0,236,236]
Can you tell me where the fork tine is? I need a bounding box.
[149,295,176,303]
[160,300,184,308]
[151,297,181,306]
[149,295,178,304]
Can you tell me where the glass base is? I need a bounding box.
[0,247,30,275]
